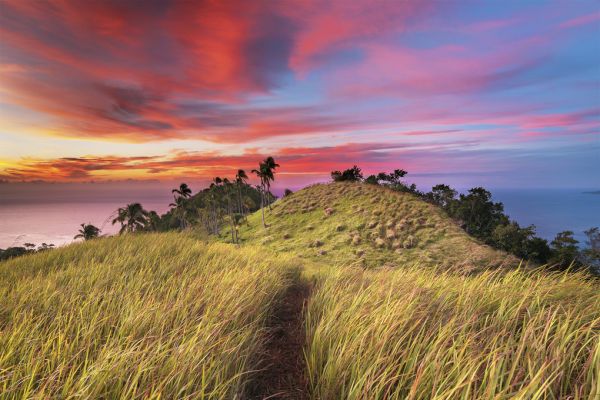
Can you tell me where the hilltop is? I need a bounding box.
[239,182,515,272]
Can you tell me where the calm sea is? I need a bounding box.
[0,183,598,248]
[0,183,174,248]
[491,189,600,245]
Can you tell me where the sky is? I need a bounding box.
[0,0,599,190]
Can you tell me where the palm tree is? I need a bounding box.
[261,157,279,210]
[222,179,238,244]
[74,223,101,240]
[146,211,161,231]
[172,183,192,199]
[252,166,267,227]
[112,203,149,234]
[169,196,190,229]
[235,169,248,215]
[252,157,279,227]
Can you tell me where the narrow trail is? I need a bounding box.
[247,280,312,399]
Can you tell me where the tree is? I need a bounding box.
[491,222,551,263]
[235,169,248,215]
[0,246,31,261]
[169,196,190,229]
[452,187,507,241]
[222,179,239,244]
[581,227,600,274]
[112,203,149,234]
[426,184,457,210]
[172,183,192,199]
[74,223,101,240]
[381,169,408,185]
[524,236,553,265]
[331,165,363,182]
[252,157,279,227]
[262,156,280,210]
[284,188,293,197]
[38,243,55,251]
[550,231,580,270]
[146,211,162,232]
[364,175,379,185]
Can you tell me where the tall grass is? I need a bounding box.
[0,233,298,399]
[305,266,600,399]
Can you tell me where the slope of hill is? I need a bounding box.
[305,265,600,399]
[239,182,515,271]
[1,183,598,399]
[0,233,301,399]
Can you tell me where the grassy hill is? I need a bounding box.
[1,183,598,399]
[0,233,300,398]
[239,182,515,272]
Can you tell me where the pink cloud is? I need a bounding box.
[559,12,600,29]
[283,0,436,74]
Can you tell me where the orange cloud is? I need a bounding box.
[1,141,452,184]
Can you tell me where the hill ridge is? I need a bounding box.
[239,182,515,272]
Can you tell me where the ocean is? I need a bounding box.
[0,182,174,248]
[0,183,598,249]
[491,189,600,245]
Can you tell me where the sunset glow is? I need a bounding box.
[0,0,598,188]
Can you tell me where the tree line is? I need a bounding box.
[332,165,600,274]
[0,157,280,261]
[0,242,55,262]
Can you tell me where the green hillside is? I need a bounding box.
[239,182,515,271]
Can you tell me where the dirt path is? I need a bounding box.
[247,280,312,399]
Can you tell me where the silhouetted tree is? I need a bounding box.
[112,203,149,234]
[146,211,162,231]
[235,169,248,215]
[172,183,192,199]
[426,184,458,211]
[252,157,279,227]
[169,196,190,229]
[74,223,101,240]
[331,165,363,182]
[37,243,55,251]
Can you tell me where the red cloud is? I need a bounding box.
[0,0,596,150]
[283,0,436,74]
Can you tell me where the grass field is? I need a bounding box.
[304,266,600,399]
[1,182,599,399]
[0,233,299,399]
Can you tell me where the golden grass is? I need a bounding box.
[304,265,600,399]
[0,233,299,399]
[2,182,597,399]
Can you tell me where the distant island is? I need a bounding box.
[582,190,600,194]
